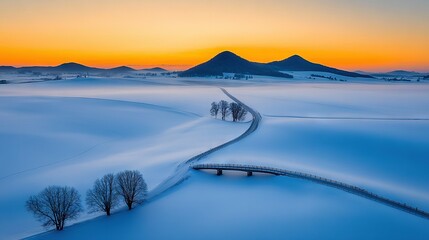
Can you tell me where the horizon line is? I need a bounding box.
[1,51,428,73]
[2,62,428,74]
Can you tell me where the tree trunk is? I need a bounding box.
[57,220,64,230]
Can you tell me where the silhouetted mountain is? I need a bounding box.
[388,70,421,75]
[0,63,139,73]
[54,62,99,72]
[15,62,101,73]
[179,51,292,78]
[367,70,424,78]
[14,66,49,73]
[380,70,422,77]
[268,55,373,78]
[107,66,136,72]
[0,66,16,71]
[142,67,167,72]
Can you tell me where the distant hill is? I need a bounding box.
[54,62,100,72]
[107,66,136,72]
[387,70,421,76]
[15,62,101,73]
[267,55,373,78]
[0,66,16,71]
[0,63,138,74]
[388,70,420,75]
[179,51,292,78]
[362,70,425,78]
[371,70,423,77]
[142,67,167,72]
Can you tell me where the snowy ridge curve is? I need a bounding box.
[147,88,261,200]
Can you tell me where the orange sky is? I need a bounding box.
[1,0,428,71]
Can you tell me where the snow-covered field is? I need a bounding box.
[203,83,429,209]
[0,73,428,239]
[0,77,248,239]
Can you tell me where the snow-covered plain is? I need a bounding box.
[0,77,248,239]
[203,83,429,209]
[0,73,429,239]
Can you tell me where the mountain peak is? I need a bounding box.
[53,62,98,72]
[108,66,135,72]
[57,62,86,68]
[288,54,305,59]
[211,51,243,61]
[179,51,292,78]
[283,55,310,63]
[268,55,373,78]
[216,50,237,56]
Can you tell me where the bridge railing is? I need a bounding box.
[192,163,429,219]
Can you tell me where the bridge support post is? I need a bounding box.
[217,169,223,176]
[247,171,253,177]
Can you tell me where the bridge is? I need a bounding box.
[192,163,429,221]
[193,163,283,176]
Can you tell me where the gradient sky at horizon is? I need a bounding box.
[1,0,428,71]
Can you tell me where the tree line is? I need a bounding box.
[210,100,247,122]
[26,170,147,231]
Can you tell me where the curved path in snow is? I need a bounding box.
[25,86,427,240]
[150,87,428,221]
[147,88,261,199]
[193,163,429,220]
[22,89,256,240]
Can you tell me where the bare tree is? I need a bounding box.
[229,102,248,122]
[86,173,118,216]
[219,100,230,120]
[26,186,82,231]
[236,106,248,122]
[115,170,147,210]
[210,101,219,118]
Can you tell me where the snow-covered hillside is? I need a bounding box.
[0,77,249,239]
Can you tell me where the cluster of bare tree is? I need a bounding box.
[26,170,147,231]
[87,170,147,214]
[210,100,247,122]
